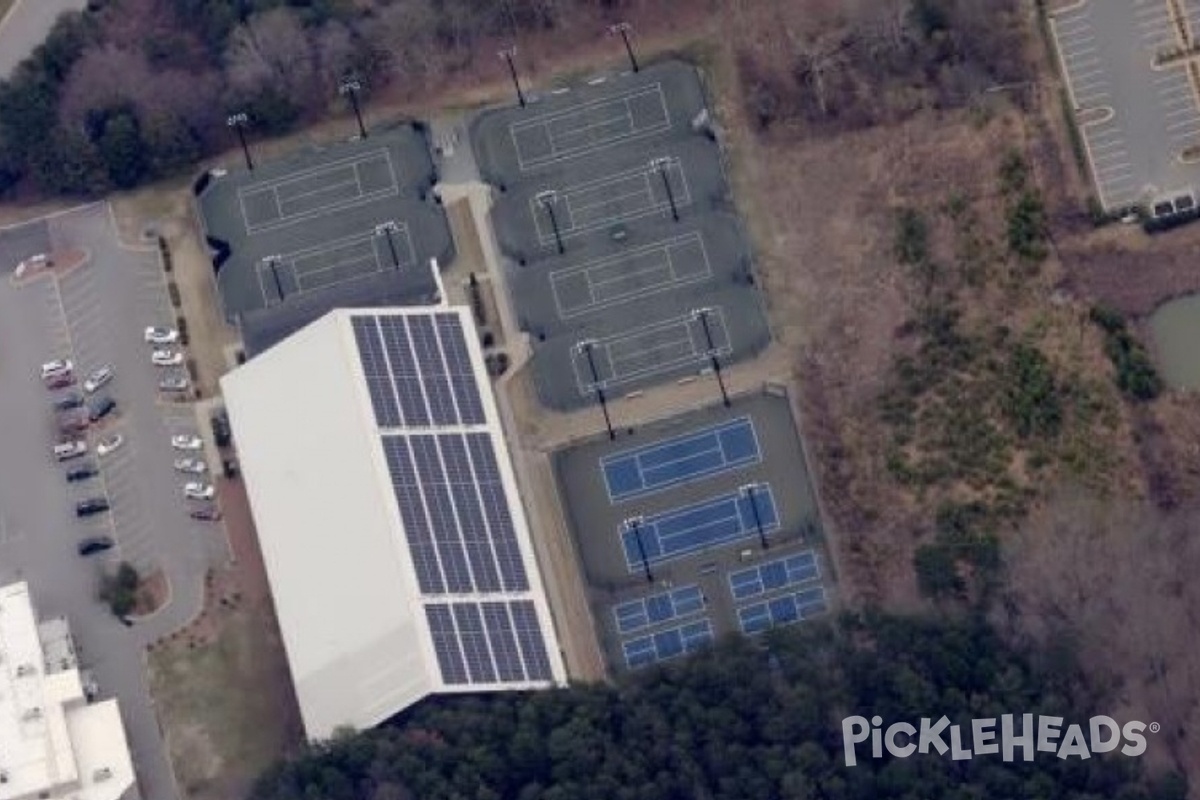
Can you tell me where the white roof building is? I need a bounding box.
[220,307,566,741]
[0,582,135,800]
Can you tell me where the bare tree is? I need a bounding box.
[224,8,317,111]
[314,21,358,97]
[58,46,155,126]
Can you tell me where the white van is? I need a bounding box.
[41,359,73,380]
[53,440,87,461]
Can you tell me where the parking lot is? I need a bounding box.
[0,205,229,800]
[470,60,770,409]
[1053,0,1200,210]
[552,392,829,671]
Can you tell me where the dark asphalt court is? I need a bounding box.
[553,392,829,670]
[470,60,770,409]
[196,123,454,355]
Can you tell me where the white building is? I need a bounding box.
[221,307,566,741]
[0,582,135,800]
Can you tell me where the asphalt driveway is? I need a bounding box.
[0,204,229,800]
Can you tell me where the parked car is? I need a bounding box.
[144,326,179,345]
[45,372,75,390]
[41,359,73,380]
[151,349,183,366]
[189,506,222,521]
[82,365,114,394]
[77,536,114,556]
[65,463,97,482]
[57,409,90,434]
[171,434,202,450]
[96,434,124,457]
[52,393,84,411]
[88,396,116,422]
[183,482,214,500]
[211,410,232,447]
[53,440,87,461]
[159,374,189,392]
[173,457,207,474]
[75,497,110,517]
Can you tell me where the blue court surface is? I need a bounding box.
[728,551,820,601]
[602,416,760,503]
[623,619,713,668]
[613,584,706,635]
[621,486,779,570]
[737,587,827,635]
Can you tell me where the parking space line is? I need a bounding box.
[1168,116,1200,130]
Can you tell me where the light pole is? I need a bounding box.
[498,46,526,108]
[339,78,367,139]
[693,307,730,407]
[577,340,614,440]
[652,157,679,222]
[741,483,769,550]
[609,22,639,73]
[227,112,252,171]
[375,221,400,268]
[537,190,565,254]
[624,517,653,582]
[262,255,284,301]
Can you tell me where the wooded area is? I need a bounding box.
[248,614,1185,800]
[0,0,657,197]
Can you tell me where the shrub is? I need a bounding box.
[894,208,929,266]
[99,561,140,617]
[167,280,181,307]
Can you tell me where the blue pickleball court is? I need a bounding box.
[620,485,779,570]
[601,416,761,502]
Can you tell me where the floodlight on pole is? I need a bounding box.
[227,112,252,171]
[651,157,679,222]
[498,46,526,108]
[624,516,653,582]
[741,483,769,550]
[608,22,639,73]
[693,307,730,407]
[262,255,284,301]
[375,221,401,267]
[576,339,614,440]
[536,190,565,254]
[339,78,367,139]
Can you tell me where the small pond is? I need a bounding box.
[1150,293,1200,390]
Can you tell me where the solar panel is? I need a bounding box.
[481,602,526,682]
[378,316,431,427]
[425,605,469,684]
[436,314,486,424]
[510,600,553,680]
[466,433,528,590]
[409,436,475,592]
[352,317,402,427]
[382,437,445,594]
[440,435,503,592]
[453,603,499,683]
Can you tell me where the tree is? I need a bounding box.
[99,561,140,617]
[95,107,148,188]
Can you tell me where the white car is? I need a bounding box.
[144,326,179,345]
[96,434,124,457]
[82,365,114,394]
[159,375,190,392]
[151,349,183,367]
[171,434,202,450]
[183,482,214,500]
[173,457,207,474]
[41,359,73,380]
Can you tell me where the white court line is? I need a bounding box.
[510,83,671,171]
[1091,149,1129,163]
[532,159,692,245]
[1072,68,1106,81]
[550,232,710,319]
[237,188,282,235]
[239,150,398,234]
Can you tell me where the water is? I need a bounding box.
[1150,293,1200,390]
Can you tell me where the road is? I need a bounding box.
[0,204,229,800]
[0,0,88,79]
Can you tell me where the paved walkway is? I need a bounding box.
[0,0,88,79]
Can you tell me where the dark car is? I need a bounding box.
[189,506,222,521]
[211,410,231,448]
[77,536,114,556]
[57,409,90,433]
[53,393,84,411]
[88,395,116,422]
[75,497,110,517]
[45,373,74,390]
[66,463,98,482]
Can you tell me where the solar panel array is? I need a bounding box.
[382,432,528,595]
[352,313,485,428]
[426,600,554,684]
[352,312,556,688]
